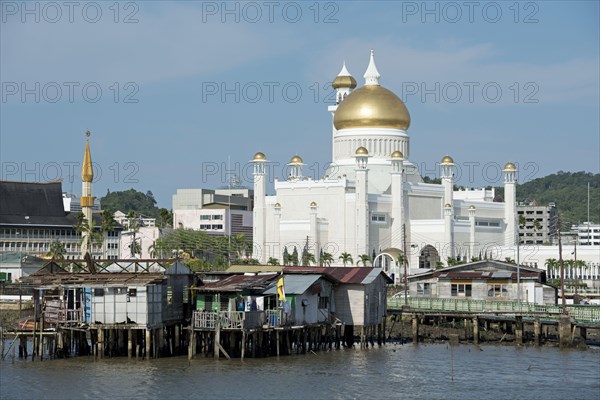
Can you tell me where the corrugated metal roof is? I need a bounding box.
[283,266,390,284]
[263,274,321,295]
[226,265,284,273]
[198,273,278,293]
[23,273,166,287]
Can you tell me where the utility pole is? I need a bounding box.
[557,214,567,314]
[573,240,578,304]
[403,223,408,306]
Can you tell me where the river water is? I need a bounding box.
[1,344,599,400]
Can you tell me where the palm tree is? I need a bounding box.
[302,252,316,266]
[544,258,558,279]
[321,252,334,267]
[100,210,116,258]
[46,240,66,261]
[339,252,353,267]
[357,254,371,267]
[267,257,279,266]
[74,213,103,256]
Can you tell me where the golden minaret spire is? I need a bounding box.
[80,130,95,257]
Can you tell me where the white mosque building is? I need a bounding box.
[251,51,519,282]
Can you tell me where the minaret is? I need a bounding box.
[390,151,404,249]
[274,203,282,263]
[80,131,94,257]
[332,62,357,104]
[309,202,319,265]
[252,152,267,263]
[503,162,518,246]
[329,63,357,161]
[288,155,304,180]
[355,147,369,258]
[440,155,454,206]
[469,205,476,260]
[444,203,454,259]
[440,155,455,259]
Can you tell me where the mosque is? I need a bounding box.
[251,51,518,282]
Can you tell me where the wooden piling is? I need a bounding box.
[412,315,418,344]
[473,317,479,345]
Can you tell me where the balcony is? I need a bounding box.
[193,310,284,330]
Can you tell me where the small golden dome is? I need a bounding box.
[333,85,411,130]
[289,155,303,164]
[355,147,369,155]
[444,203,452,208]
[503,162,517,171]
[441,155,454,165]
[391,150,403,159]
[253,152,266,161]
[310,201,317,207]
[274,202,281,209]
[468,205,476,210]
[332,75,357,90]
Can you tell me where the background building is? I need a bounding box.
[0,180,121,260]
[172,188,253,241]
[517,202,557,244]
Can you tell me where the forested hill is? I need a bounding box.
[100,189,160,217]
[508,171,599,225]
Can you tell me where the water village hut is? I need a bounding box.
[407,260,557,304]
[192,273,279,330]
[263,273,336,326]
[17,260,196,359]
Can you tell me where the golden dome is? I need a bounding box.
[391,150,403,159]
[468,205,476,210]
[274,202,281,209]
[355,147,369,155]
[332,75,357,89]
[440,155,454,165]
[310,201,317,207]
[333,85,410,130]
[503,162,517,171]
[289,155,303,164]
[253,152,266,161]
[444,203,452,208]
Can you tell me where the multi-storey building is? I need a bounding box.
[172,188,253,241]
[517,202,557,245]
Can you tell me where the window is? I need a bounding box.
[94,288,105,296]
[128,288,137,297]
[451,284,472,297]
[167,286,173,305]
[212,215,223,220]
[318,296,329,309]
[488,284,508,298]
[200,215,211,220]
[417,283,432,296]
[371,213,386,223]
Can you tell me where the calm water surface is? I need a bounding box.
[1,344,599,400]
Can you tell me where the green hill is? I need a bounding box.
[495,171,599,225]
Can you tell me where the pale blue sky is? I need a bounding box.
[1,1,598,208]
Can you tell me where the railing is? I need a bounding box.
[265,309,283,327]
[193,310,284,330]
[387,297,600,323]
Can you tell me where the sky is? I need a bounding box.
[1,0,599,209]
